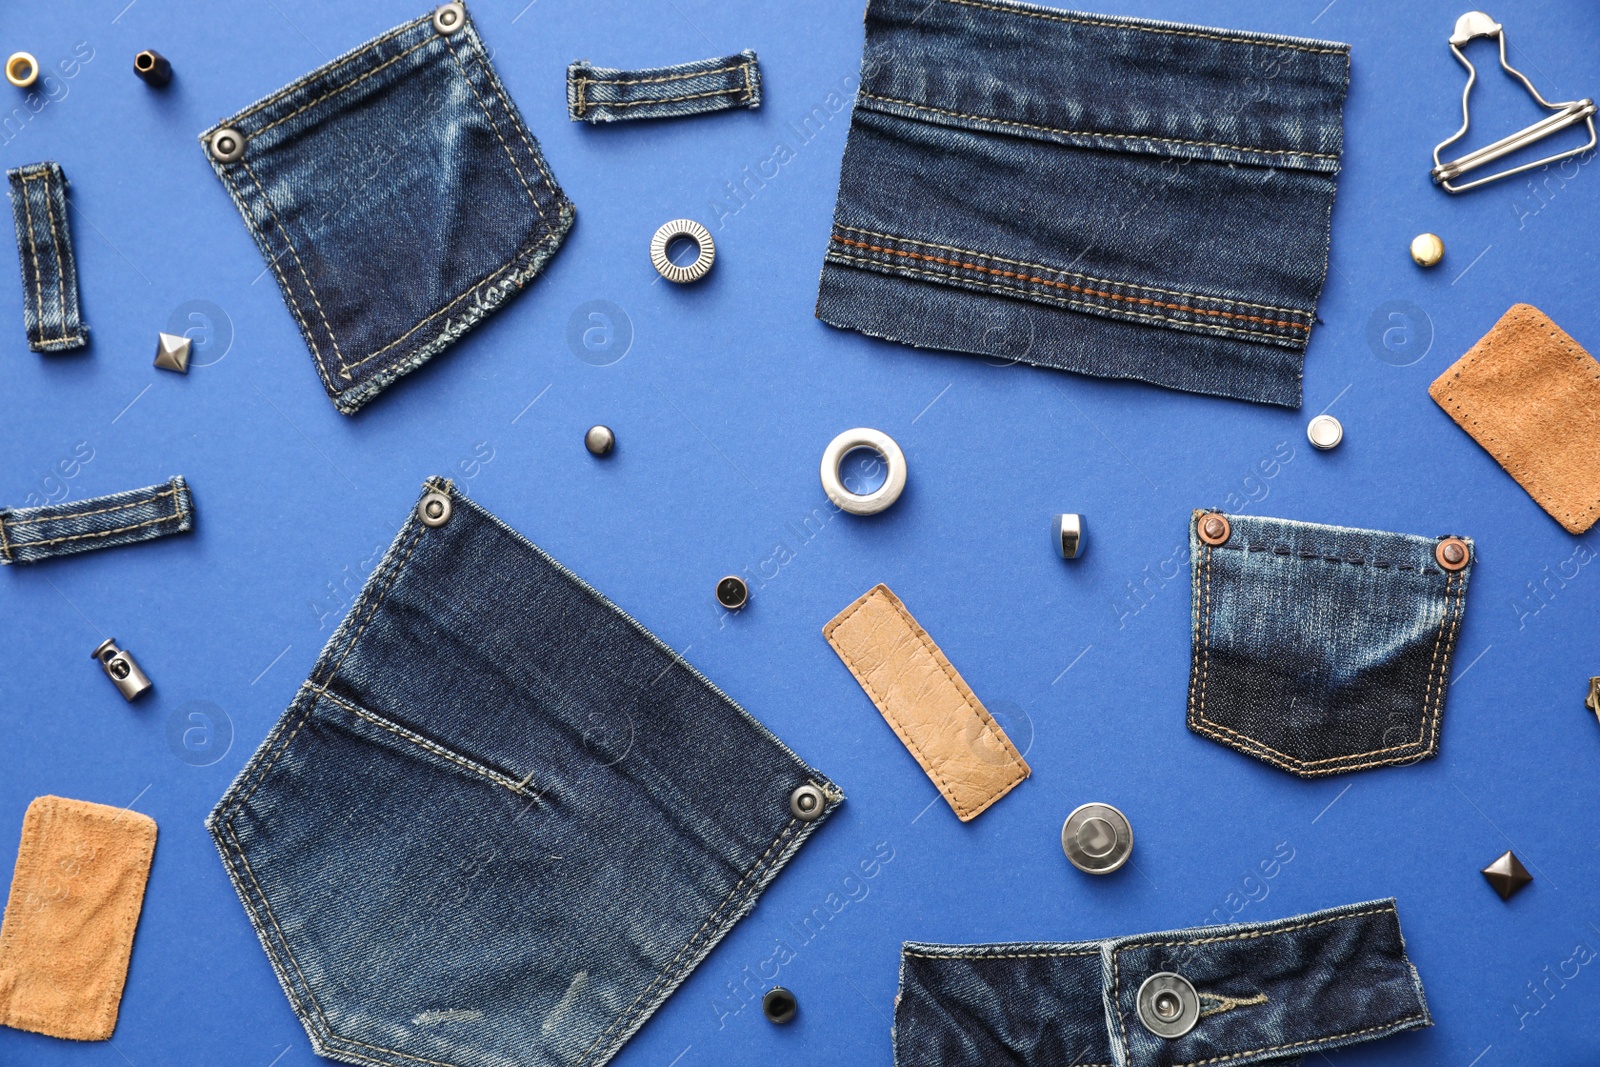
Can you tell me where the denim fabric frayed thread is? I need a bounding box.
[568,50,761,123]
[0,477,194,565]
[7,162,88,353]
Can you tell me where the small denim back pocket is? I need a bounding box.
[1188,511,1472,777]
[200,4,573,414]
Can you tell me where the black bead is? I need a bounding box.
[762,986,797,1024]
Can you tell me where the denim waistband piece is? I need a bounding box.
[895,900,1431,1067]
[1189,512,1472,777]
[817,0,1350,407]
[200,4,574,415]
[0,477,194,566]
[567,50,761,123]
[7,162,88,353]
[208,479,839,1067]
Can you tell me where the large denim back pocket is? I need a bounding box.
[818,0,1349,408]
[1188,511,1473,777]
[201,5,574,414]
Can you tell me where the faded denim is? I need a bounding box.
[896,900,1430,1067]
[567,51,762,123]
[1188,512,1473,777]
[817,0,1350,407]
[7,161,88,353]
[200,4,573,414]
[208,479,839,1067]
[0,477,193,565]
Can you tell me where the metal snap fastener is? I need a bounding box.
[820,428,907,516]
[1197,512,1231,546]
[1410,233,1445,267]
[1061,802,1133,874]
[6,53,38,89]
[1435,536,1470,571]
[762,987,798,1024]
[91,639,153,702]
[418,491,452,527]
[1306,414,1343,450]
[1054,513,1084,559]
[716,575,748,610]
[209,127,246,163]
[432,2,466,34]
[789,784,826,821]
[650,219,716,284]
[134,49,173,87]
[1137,972,1200,1039]
[585,425,615,456]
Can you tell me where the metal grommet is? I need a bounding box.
[789,784,826,821]
[650,219,715,284]
[6,53,38,89]
[1435,536,1471,571]
[134,49,173,87]
[432,2,466,34]
[1410,233,1445,267]
[418,491,452,528]
[209,127,246,164]
[1054,513,1084,559]
[1197,512,1231,546]
[762,987,798,1024]
[1306,414,1343,451]
[1137,972,1200,1039]
[716,575,748,610]
[820,428,907,516]
[585,425,615,456]
[1061,802,1133,874]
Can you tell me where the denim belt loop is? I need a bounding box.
[567,50,762,123]
[7,161,89,353]
[0,477,195,566]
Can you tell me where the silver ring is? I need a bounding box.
[209,127,246,163]
[820,428,906,516]
[650,219,715,284]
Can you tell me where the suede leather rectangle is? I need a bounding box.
[823,584,1028,821]
[1430,303,1600,534]
[0,797,157,1042]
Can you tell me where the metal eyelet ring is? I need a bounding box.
[1435,536,1471,572]
[6,52,39,89]
[1137,972,1200,1039]
[789,784,826,821]
[418,491,452,528]
[432,2,466,34]
[650,219,716,284]
[821,428,907,516]
[209,127,246,164]
[1197,512,1231,546]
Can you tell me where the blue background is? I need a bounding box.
[0,1,1595,1064]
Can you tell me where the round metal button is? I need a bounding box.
[1410,233,1445,267]
[6,52,39,88]
[762,987,798,1025]
[716,575,748,610]
[209,127,246,164]
[418,491,452,528]
[585,425,615,456]
[790,784,826,821]
[1306,414,1344,451]
[1137,972,1200,1039]
[1061,802,1133,874]
[1054,513,1084,559]
[820,428,907,516]
[1435,536,1471,571]
[432,2,466,34]
[650,219,716,284]
[1197,512,1231,546]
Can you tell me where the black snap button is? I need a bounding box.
[762,987,798,1024]
[716,575,748,610]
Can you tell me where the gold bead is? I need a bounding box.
[1410,233,1445,267]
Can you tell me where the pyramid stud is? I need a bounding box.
[1586,677,1600,721]
[1482,850,1533,901]
[154,332,191,373]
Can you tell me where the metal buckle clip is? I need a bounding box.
[1430,12,1597,193]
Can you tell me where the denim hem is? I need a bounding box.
[567,50,761,124]
[7,162,88,353]
[0,476,193,565]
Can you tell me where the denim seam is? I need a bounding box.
[238,159,346,372]
[830,251,1299,348]
[442,34,547,223]
[3,488,175,525]
[253,34,438,139]
[10,516,177,551]
[594,87,748,109]
[0,516,12,561]
[26,171,68,345]
[857,92,1340,163]
[1197,991,1268,1018]
[584,65,746,87]
[832,233,1312,333]
[470,42,560,196]
[902,948,1099,960]
[939,0,1348,56]
[1168,1018,1429,1067]
[224,16,426,129]
[1214,541,1444,575]
[18,175,45,344]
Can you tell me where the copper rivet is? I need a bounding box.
[1198,513,1230,546]
[1435,537,1470,571]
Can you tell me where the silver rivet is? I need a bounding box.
[418,491,452,527]
[585,425,615,456]
[789,784,825,821]
[1137,972,1200,1038]
[1410,233,1445,267]
[209,127,245,163]
[650,219,716,284]
[1307,414,1343,450]
[1053,513,1084,559]
[1062,802,1133,874]
[91,639,153,702]
[716,575,748,610]
[433,3,465,35]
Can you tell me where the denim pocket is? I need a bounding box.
[1188,512,1473,777]
[818,0,1349,408]
[200,5,573,414]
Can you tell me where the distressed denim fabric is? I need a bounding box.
[0,477,193,565]
[1188,512,1473,777]
[7,162,88,353]
[199,4,573,415]
[208,480,839,1067]
[817,0,1350,408]
[567,51,761,123]
[895,900,1430,1067]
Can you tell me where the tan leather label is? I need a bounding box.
[823,584,1028,821]
[1431,303,1600,534]
[0,796,157,1041]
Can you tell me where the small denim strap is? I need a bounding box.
[6,162,88,353]
[0,477,194,566]
[567,50,761,123]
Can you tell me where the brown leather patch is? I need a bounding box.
[1430,303,1600,534]
[0,796,157,1041]
[823,584,1028,821]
